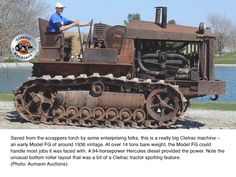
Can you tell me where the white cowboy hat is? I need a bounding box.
[55,2,65,8]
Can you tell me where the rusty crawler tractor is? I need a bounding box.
[14,7,225,128]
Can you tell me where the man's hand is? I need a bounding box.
[86,21,92,26]
[74,19,81,26]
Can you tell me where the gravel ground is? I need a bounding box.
[0,102,236,129]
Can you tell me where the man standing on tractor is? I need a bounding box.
[49,2,91,61]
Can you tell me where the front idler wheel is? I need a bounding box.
[146,88,179,123]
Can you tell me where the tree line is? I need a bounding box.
[208,14,236,55]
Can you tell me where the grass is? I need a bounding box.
[190,102,236,111]
[0,93,14,102]
[0,55,39,63]
[215,53,236,64]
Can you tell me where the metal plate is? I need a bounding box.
[84,48,118,63]
[198,80,226,95]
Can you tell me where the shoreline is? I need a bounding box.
[215,64,236,67]
[0,62,33,68]
[1,62,236,67]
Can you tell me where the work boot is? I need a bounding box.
[70,56,82,62]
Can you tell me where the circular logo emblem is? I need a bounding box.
[11,34,38,61]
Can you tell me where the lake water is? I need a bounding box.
[0,63,33,92]
[194,67,236,102]
[0,63,235,102]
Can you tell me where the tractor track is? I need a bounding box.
[13,73,186,129]
[1,102,236,129]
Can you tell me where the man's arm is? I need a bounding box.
[59,20,91,31]
[59,22,77,31]
[78,21,91,27]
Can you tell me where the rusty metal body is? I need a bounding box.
[56,91,145,109]
[14,6,225,128]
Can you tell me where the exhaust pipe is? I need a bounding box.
[155,6,168,28]
[162,7,167,28]
[155,7,161,25]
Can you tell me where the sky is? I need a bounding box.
[41,0,236,32]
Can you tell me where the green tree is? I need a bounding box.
[168,19,176,24]
[124,13,141,25]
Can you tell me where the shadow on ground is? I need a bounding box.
[172,119,205,129]
[6,111,27,124]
